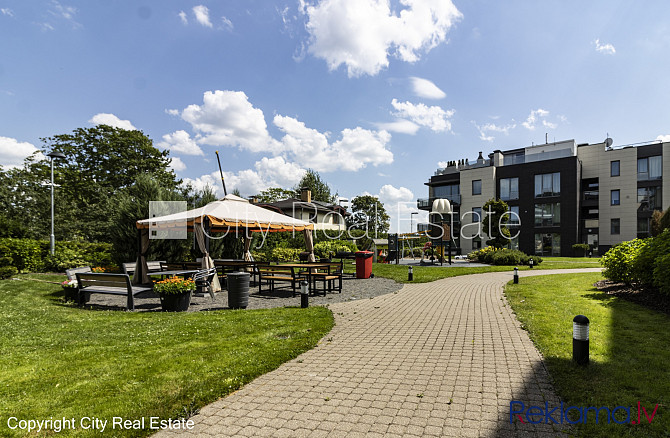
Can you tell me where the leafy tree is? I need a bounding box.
[254,187,296,203]
[660,207,670,233]
[651,209,664,237]
[481,198,511,248]
[347,195,390,234]
[0,125,181,242]
[293,169,336,203]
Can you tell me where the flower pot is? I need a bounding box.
[159,290,193,312]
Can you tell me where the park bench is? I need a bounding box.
[75,272,153,311]
[258,265,304,296]
[66,266,91,281]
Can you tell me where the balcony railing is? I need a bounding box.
[417,195,461,210]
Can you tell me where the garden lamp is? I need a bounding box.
[47,151,66,255]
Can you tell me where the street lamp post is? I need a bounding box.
[47,151,66,255]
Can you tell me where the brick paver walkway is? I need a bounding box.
[156,268,601,437]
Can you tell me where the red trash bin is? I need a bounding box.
[355,251,373,279]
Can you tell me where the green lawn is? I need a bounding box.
[0,274,334,437]
[505,273,670,437]
[369,256,601,283]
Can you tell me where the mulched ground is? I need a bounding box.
[594,279,670,316]
[71,276,403,312]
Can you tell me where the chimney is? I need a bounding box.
[492,150,503,167]
[300,187,311,203]
[477,151,484,165]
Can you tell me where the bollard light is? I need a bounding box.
[408,266,414,281]
[529,258,534,269]
[300,280,309,308]
[572,315,589,365]
[513,267,519,284]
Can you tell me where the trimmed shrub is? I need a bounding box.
[268,247,300,262]
[469,247,541,266]
[572,243,590,257]
[653,253,670,295]
[0,247,18,279]
[313,240,358,259]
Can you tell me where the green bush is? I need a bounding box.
[0,266,18,279]
[653,253,670,295]
[468,247,541,266]
[572,243,590,257]
[313,240,358,259]
[600,239,646,284]
[632,230,670,286]
[268,247,300,262]
[0,247,18,279]
[0,238,113,273]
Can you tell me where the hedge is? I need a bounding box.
[468,247,542,266]
[0,238,113,273]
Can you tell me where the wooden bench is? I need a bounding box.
[123,261,165,276]
[308,261,343,295]
[75,273,153,311]
[258,265,304,296]
[66,266,91,281]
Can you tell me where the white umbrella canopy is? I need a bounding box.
[137,194,314,232]
[133,194,315,285]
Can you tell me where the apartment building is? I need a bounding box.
[418,138,669,256]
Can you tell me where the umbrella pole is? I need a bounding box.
[215,151,228,196]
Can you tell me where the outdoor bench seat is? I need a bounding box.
[309,262,343,295]
[75,273,152,311]
[123,261,165,276]
[258,265,304,296]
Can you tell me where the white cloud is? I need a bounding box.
[181,90,278,152]
[1,8,14,17]
[47,1,81,29]
[301,0,462,77]
[168,156,186,172]
[157,130,204,156]
[657,134,670,142]
[178,11,187,25]
[0,137,42,169]
[391,99,454,132]
[374,119,420,135]
[594,38,616,55]
[221,16,234,31]
[175,90,394,172]
[274,115,393,171]
[410,77,446,99]
[375,184,427,233]
[165,108,180,116]
[183,156,307,198]
[521,109,550,130]
[473,121,516,142]
[193,5,213,28]
[88,113,137,130]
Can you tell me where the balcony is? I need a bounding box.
[417,195,461,210]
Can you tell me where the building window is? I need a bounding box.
[433,184,460,204]
[534,172,560,197]
[611,189,620,206]
[534,203,561,227]
[534,233,561,256]
[472,207,482,222]
[507,205,520,226]
[500,178,519,200]
[472,179,482,196]
[611,160,620,177]
[473,237,482,250]
[611,218,620,235]
[637,156,662,181]
[637,187,662,211]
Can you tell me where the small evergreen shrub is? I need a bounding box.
[600,239,646,284]
[468,247,541,266]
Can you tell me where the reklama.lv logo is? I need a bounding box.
[510,401,659,425]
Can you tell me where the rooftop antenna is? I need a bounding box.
[545,133,548,144]
[215,150,228,196]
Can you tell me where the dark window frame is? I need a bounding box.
[611,160,620,177]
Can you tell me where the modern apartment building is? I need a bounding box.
[418,138,669,256]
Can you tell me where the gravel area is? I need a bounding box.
[78,276,403,312]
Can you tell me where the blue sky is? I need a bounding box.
[1,1,669,232]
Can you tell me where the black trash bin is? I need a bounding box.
[227,272,250,309]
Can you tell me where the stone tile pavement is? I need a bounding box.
[156,268,602,438]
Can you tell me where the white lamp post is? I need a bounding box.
[47,151,66,255]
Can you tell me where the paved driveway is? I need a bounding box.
[156,268,602,437]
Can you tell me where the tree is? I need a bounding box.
[481,198,511,248]
[660,207,670,233]
[294,169,336,203]
[347,195,390,234]
[0,125,182,242]
[254,187,296,203]
[651,209,664,237]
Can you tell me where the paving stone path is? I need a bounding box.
[156,268,602,438]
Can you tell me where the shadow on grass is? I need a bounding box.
[500,275,670,437]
